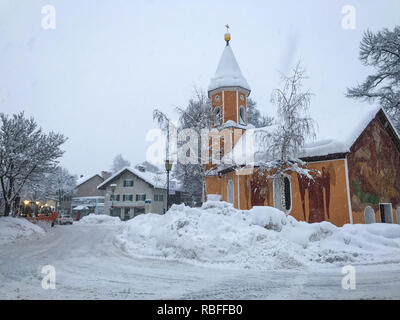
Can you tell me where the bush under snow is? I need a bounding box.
[115,201,400,270]
[78,214,123,226]
[0,217,45,245]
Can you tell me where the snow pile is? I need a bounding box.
[0,217,45,245]
[78,214,123,226]
[115,202,400,270]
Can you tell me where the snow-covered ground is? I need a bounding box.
[78,213,124,226]
[1,204,400,299]
[0,217,45,246]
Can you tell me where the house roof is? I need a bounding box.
[76,174,103,188]
[222,105,399,168]
[97,167,183,191]
[208,44,251,93]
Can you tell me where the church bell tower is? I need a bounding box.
[207,26,251,166]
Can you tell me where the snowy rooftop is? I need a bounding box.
[299,105,384,158]
[224,104,392,166]
[219,120,255,130]
[76,174,101,188]
[208,44,251,93]
[97,166,182,191]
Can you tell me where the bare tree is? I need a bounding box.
[258,62,316,213]
[111,154,131,173]
[347,27,400,129]
[175,89,213,205]
[153,89,213,205]
[153,109,173,161]
[0,112,66,216]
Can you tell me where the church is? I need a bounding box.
[204,29,400,227]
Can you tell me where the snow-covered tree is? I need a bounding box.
[21,166,77,204]
[258,62,316,213]
[0,112,66,216]
[110,154,131,173]
[153,108,173,161]
[134,161,161,173]
[347,27,400,130]
[153,89,213,206]
[247,98,274,128]
[175,89,213,205]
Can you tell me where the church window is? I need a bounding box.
[273,175,292,213]
[227,179,234,204]
[214,107,221,125]
[239,106,246,125]
[215,95,220,102]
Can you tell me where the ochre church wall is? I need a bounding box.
[205,113,400,227]
[205,159,352,227]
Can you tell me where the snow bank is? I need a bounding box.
[0,217,45,246]
[78,214,123,226]
[115,202,400,270]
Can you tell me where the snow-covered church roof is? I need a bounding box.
[208,43,251,93]
[222,105,398,167]
[299,105,384,159]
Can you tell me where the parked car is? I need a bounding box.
[57,215,73,225]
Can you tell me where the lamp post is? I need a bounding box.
[110,184,117,216]
[165,159,173,212]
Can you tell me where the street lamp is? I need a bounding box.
[110,184,117,215]
[165,159,173,212]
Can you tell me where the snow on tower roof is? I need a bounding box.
[208,44,251,93]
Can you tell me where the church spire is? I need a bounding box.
[208,26,250,93]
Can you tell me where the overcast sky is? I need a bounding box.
[0,0,399,177]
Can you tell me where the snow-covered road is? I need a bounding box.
[1,223,400,299]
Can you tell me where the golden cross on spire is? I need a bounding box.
[225,24,230,32]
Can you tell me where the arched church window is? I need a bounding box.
[227,179,234,204]
[239,106,246,125]
[240,94,244,101]
[214,107,221,126]
[283,176,291,211]
[215,95,220,102]
[273,175,292,213]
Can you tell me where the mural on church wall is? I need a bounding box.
[348,117,400,213]
[249,171,271,207]
[297,164,336,223]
